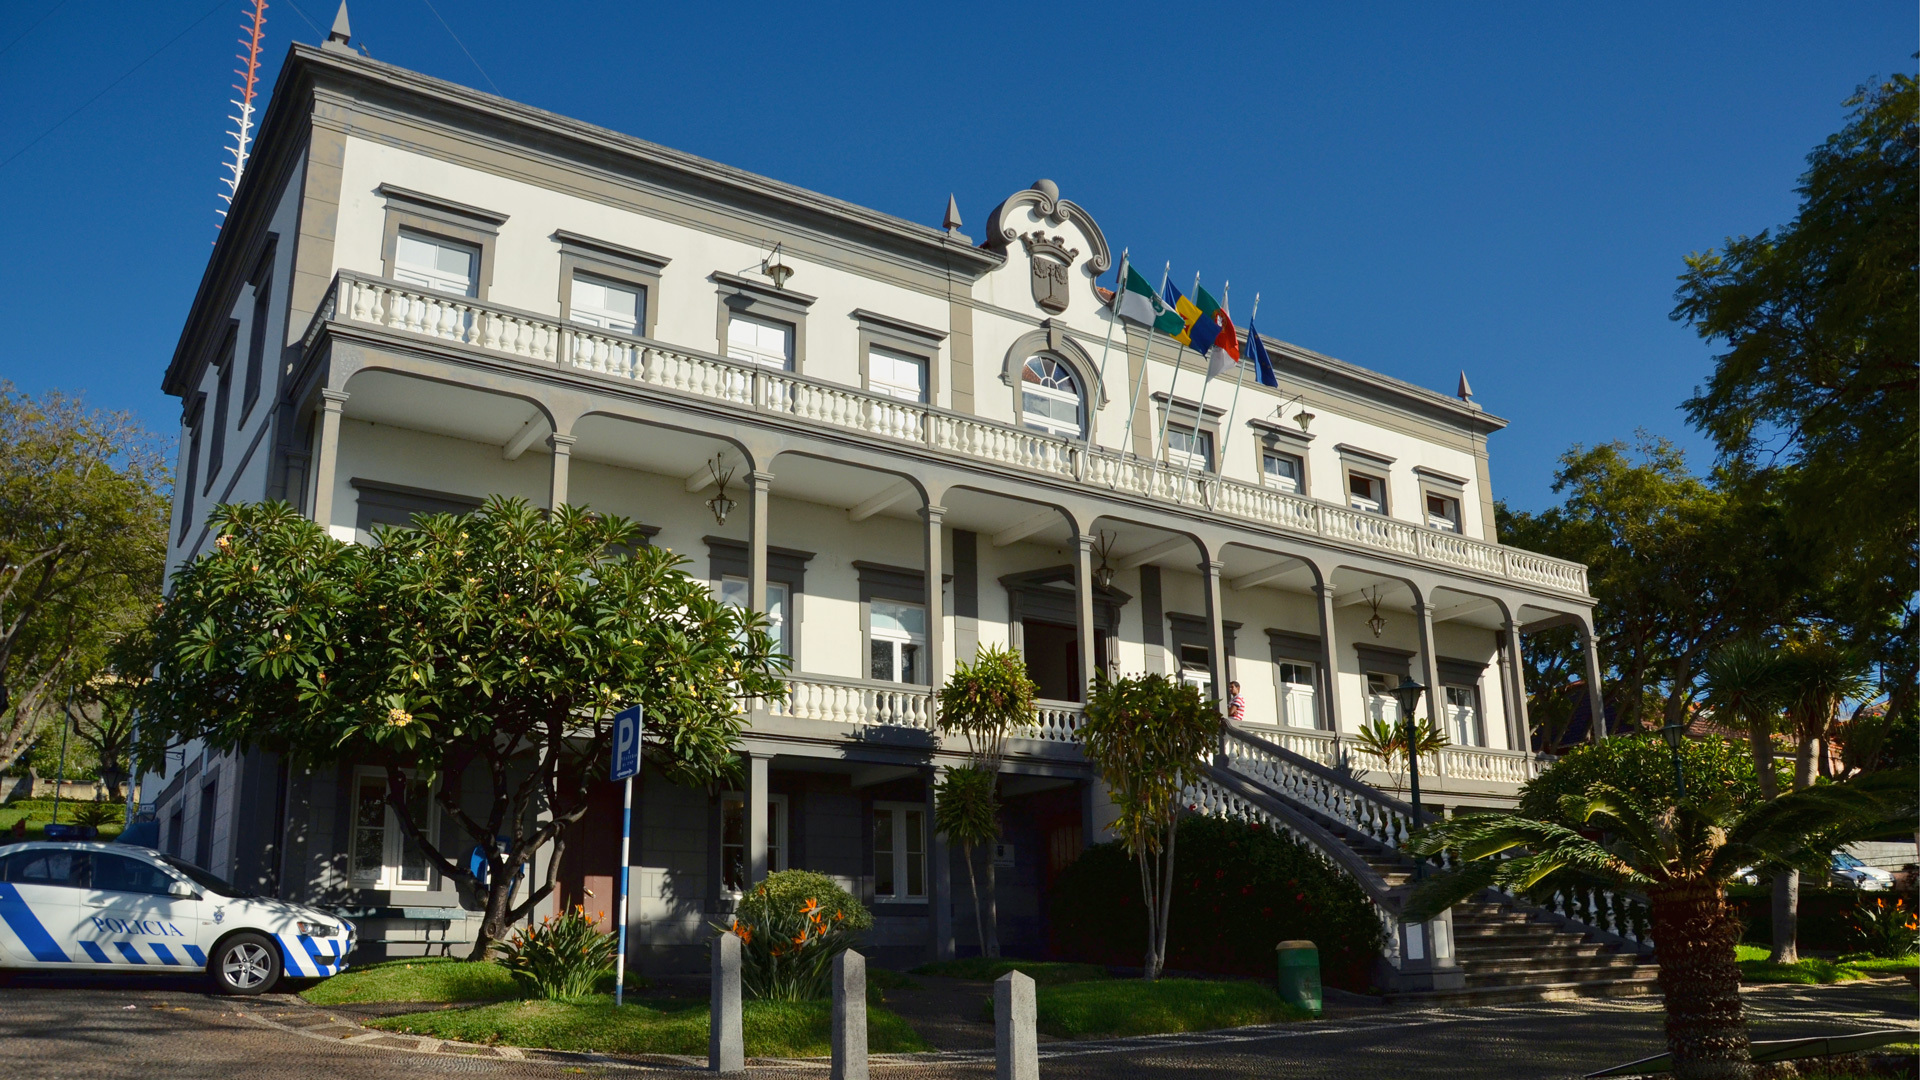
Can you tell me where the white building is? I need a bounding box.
[145,21,1645,997]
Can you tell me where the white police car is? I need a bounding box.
[0,841,354,994]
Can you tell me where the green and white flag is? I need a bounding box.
[1115,261,1185,336]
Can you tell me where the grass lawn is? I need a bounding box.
[367,995,929,1057]
[0,798,123,841]
[990,978,1308,1039]
[301,958,523,1005]
[1736,944,1919,985]
[910,958,1109,985]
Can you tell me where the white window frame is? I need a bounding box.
[1348,472,1386,515]
[1365,672,1403,725]
[349,767,436,891]
[1166,426,1215,472]
[1177,644,1213,699]
[392,230,479,297]
[867,346,928,404]
[1019,356,1084,439]
[1279,661,1318,729]
[1444,684,1484,747]
[720,792,789,895]
[719,576,791,660]
[1262,451,1303,494]
[569,270,642,334]
[868,598,926,685]
[726,312,795,370]
[872,801,927,902]
[1425,493,1462,533]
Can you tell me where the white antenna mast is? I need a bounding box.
[217,0,269,231]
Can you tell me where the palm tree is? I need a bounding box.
[1404,772,1914,1080]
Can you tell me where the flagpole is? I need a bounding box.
[1153,271,1202,470]
[1218,292,1260,485]
[1087,249,1127,453]
[1117,262,1170,473]
[1177,281,1227,486]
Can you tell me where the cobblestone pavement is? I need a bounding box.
[0,971,1911,1079]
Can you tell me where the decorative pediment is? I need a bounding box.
[982,179,1113,315]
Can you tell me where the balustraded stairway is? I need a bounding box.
[1196,728,1662,1006]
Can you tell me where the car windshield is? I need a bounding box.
[159,856,254,898]
[1833,853,1864,869]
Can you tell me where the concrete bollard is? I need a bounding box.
[831,949,867,1080]
[994,970,1037,1080]
[709,930,744,1074]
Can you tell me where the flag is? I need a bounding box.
[1187,285,1225,359]
[1246,320,1278,388]
[1115,262,1185,336]
[1163,281,1201,346]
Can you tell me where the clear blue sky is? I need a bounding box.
[0,1,1909,510]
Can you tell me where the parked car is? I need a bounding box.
[1830,852,1895,891]
[0,842,354,994]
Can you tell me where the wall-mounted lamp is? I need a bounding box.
[1294,409,1315,432]
[1270,393,1315,434]
[705,456,737,526]
[761,242,794,290]
[1364,586,1388,639]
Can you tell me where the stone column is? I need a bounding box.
[994,970,1038,1080]
[1201,559,1228,715]
[923,504,946,690]
[926,765,954,961]
[1414,599,1446,779]
[747,753,770,886]
[1579,618,1608,742]
[709,931,744,1073]
[831,949,867,1080]
[746,471,772,614]
[1073,530,1097,702]
[1314,582,1343,737]
[546,433,575,510]
[309,389,349,532]
[1503,622,1533,753]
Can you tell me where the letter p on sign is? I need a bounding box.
[611,706,642,782]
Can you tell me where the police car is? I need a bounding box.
[0,841,354,994]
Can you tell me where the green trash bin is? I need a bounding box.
[1275,939,1322,1016]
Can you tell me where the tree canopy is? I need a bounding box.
[138,498,786,954]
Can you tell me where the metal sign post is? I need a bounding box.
[610,705,642,1007]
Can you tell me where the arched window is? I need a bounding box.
[1020,356,1084,438]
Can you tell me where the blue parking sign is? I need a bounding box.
[611,705,642,781]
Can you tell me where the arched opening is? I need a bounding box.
[1019,355,1084,439]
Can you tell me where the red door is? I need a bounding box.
[557,781,622,928]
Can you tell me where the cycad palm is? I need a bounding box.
[1405,772,1914,1080]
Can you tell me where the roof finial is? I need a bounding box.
[326,2,352,48]
[1456,370,1473,402]
[943,193,963,234]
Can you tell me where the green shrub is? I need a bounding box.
[1049,815,1385,991]
[72,802,121,828]
[1848,894,1920,959]
[1729,884,1915,953]
[724,869,872,1001]
[492,907,617,1000]
[1518,733,1777,828]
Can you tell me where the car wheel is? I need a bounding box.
[211,933,281,995]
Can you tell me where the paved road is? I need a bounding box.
[0,971,1911,1079]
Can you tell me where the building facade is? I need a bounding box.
[145,30,1613,979]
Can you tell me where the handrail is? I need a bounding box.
[308,272,1593,598]
[1225,725,1434,825]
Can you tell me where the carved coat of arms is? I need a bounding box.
[1021,231,1079,314]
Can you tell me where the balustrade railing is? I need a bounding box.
[1220,726,1432,854]
[1020,699,1084,744]
[315,272,1591,597]
[777,674,933,732]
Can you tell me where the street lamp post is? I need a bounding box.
[1392,676,1429,879]
[1662,720,1686,800]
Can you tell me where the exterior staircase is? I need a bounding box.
[1193,727,1661,1006]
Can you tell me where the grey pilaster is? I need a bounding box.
[747,471,772,614]
[994,970,1038,1080]
[1414,598,1446,766]
[831,949,868,1080]
[747,753,770,886]
[1314,583,1342,736]
[1073,531,1097,701]
[1201,559,1228,715]
[924,504,946,689]
[927,766,953,961]
[1503,624,1532,753]
[1579,618,1607,742]
[309,389,348,531]
[709,931,744,1073]
[546,433,575,510]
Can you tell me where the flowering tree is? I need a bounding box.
[932,645,1037,959]
[138,498,785,957]
[1078,672,1221,980]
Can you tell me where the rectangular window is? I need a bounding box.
[1177,644,1212,698]
[726,313,794,370]
[194,779,218,870]
[571,271,643,334]
[720,793,789,893]
[244,266,271,416]
[872,803,926,901]
[1425,493,1461,532]
[1444,685,1483,747]
[868,599,926,684]
[719,576,790,659]
[868,347,927,403]
[1348,472,1385,514]
[207,328,235,494]
[1166,427,1214,471]
[179,403,203,542]
[350,771,435,889]
[1279,661,1318,728]
[1262,451,1303,494]
[1366,672,1402,725]
[393,230,479,297]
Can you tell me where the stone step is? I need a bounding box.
[1453,942,1609,961]
[1462,955,1646,978]
[1385,973,1662,1008]
[1465,964,1658,989]
[1451,923,1581,941]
